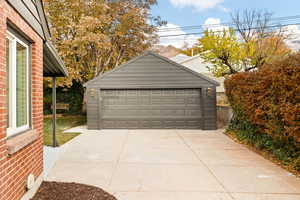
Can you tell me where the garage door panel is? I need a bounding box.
[103,96,191,105]
[103,108,201,118]
[100,89,203,129]
[102,119,202,129]
[103,105,201,110]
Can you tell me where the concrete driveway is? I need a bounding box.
[46,129,300,200]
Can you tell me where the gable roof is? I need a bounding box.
[170,54,190,63]
[180,55,202,64]
[171,54,225,93]
[171,54,208,66]
[84,51,219,88]
[172,54,212,73]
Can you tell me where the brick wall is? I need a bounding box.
[0,1,44,200]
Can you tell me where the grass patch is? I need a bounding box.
[44,115,86,147]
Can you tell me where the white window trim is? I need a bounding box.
[6,31,30,137]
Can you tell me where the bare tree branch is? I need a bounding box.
[231,9,290,71]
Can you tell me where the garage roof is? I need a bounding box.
[84,51,219,89]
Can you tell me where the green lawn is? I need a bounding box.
[44,115,86,147]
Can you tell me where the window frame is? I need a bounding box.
[6,31,30,137]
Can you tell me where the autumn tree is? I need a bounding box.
[231,10,291,70]
[44,0,164,86]
[183,10,291,77]
[195,29,246,76]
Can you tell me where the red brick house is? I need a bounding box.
[0,1,67,200]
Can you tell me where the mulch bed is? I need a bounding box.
[31,182,117,200]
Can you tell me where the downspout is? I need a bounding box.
[52,76,57,147]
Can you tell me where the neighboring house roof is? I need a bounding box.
[170,54,190,63]
[84,51,220,88]
[151,45,181,58]
[5,0,68,77]
[170,54,225,93]
[170,54,211,73]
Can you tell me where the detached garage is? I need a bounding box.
[84,51,219,130]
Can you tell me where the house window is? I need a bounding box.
[6,31,30,136]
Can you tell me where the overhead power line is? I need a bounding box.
[157,15,300,32]
[157,14,300,33]
[158,32,300,41]
[158,22,300,38]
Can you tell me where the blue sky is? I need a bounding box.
[151,0,300,48]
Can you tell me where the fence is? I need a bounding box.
[217,105,232,128]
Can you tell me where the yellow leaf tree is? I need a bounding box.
[44,0,164,86]
[183,10,291,77]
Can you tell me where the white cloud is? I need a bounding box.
[218,5,231,13]
[170,0,224,10]
[281,25,300,51]
[202,18,229,32]
[157,19,229,48]
[157,23,198,48]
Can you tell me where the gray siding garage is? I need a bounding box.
[84,51,219,130]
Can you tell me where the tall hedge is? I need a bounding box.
[225,53,300,142]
